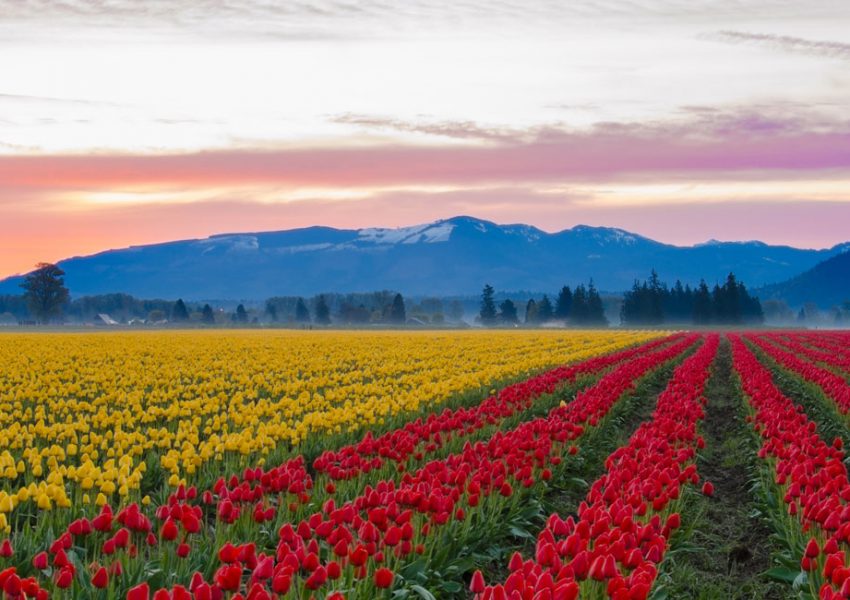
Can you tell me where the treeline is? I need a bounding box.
[2,282,444,327]
[621,271,763,325]
[478,281,607,326]
[1,290,185,324]
[265,292,413,325]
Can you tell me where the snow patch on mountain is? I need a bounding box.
[503,225,543,242]
[357,222,455,245]
[273,243,335,254]
[197,235,259,252]
[568,225,642,245]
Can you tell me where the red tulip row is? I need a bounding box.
[770,333,850,377]
[745,333,850,413]
[796,332,850,361]
[730,334,850,599]
[471,334,718,600]
[181,334,700,599]
[313,335,679,481]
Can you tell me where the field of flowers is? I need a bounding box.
[1,328,850,599]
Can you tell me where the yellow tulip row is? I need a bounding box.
[0,329,663,525]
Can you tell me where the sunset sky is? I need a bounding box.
[2,0,849,277]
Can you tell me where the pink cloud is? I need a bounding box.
[2,115,850,192]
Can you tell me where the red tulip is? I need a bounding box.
[194,583,213,600]
[114,527,130,548]
[304,566,328,590]
[666,513,681,530]
[470,570,486,593]
[55,567,74,589]
[92,506,113,532]
[374,567,394,589]
[218,542,239,563]
[271,573,291,594]
[127,582,150,600]
[160,518,179,541]
[805,538,820,558]
[349,545,369,567]
[214,564,242,591]
[91,567,109,589]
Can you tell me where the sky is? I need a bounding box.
[1,0,849,277]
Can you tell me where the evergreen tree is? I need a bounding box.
[479,284,497,325]
[737,279,764,323]
[586,280,608,325]
[389,293,406,324]
[621,270,664,325]
[620,280,643,325]
[171,299,190,322]
[295,297,311,323]
[720,273,742,323]
[646,270,664,322]
[554,286,573,319]
[315,295,331,325]
[693,280,712,324]
[537,295,554,322]
[20,263,70,324]
[499,299,518,324]
[266,302,278,322]
[235,304,248,323]
[711,284,724,321]
[571,285,588,323]
[525,299,538,324]
[797,307,806,323]
[201,304,215,324]
[664,280,693,322]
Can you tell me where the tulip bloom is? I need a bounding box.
[91,567,109,589]
[374,567,395,589]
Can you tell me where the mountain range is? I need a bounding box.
[1,216,848,301]
[758,251,850,309]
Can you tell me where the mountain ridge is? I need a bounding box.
[758,251,850,309]
[1,216,847,299]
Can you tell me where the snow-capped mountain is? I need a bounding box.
[1,216,845,299]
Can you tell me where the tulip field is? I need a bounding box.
[1,330,850,598]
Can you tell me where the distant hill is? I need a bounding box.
[758,251,850,308]
[1,216,847,299]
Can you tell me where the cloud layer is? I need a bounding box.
[3,113,849,192]
[710,31,850,61]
